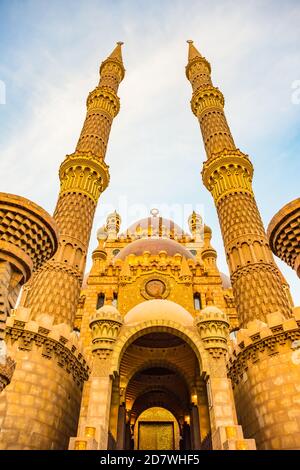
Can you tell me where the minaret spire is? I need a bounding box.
[23,44,125,326]
[107,41,124,63]
[186,41,292,327]
[187,39,203,61]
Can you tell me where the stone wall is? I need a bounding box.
[0,308,89,450]
[228,310,300,449]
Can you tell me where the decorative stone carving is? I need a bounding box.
[195,306,230,357]
[0,345,15,392]
[140,275,170,300]
[228,309,300,385]
[5,308,90,389]
[89,305,123,357]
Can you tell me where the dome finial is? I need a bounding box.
[150,208,159,218]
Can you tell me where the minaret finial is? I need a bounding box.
[101,42,125,82]
[186,39,203,62]
[107,41,124,63]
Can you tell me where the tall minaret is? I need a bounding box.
[24,43,125,326]
[185,40,292,327]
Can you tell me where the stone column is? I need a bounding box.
[182,423,191,450]
[190,404,201,449]
[116,404,126,450]
[195,306,256,450]
[69,304,123,450]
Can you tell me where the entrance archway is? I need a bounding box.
[108,330,211,450]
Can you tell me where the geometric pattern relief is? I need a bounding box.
[232,263,292,325]
[54,193,96,244]
[26,262,82,324]
[76,112,113,159]
[217,193,266,246]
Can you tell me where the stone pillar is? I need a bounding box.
[116,404,126,450]
[190,404,201,449]
[195,306,256,450]
[69,304,123,450]
[182,423,191,450]
[108,376,120,449]
[125,422,132,450]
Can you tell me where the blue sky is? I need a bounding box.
[0,0,299,305]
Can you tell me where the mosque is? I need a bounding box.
[0,41,299,451]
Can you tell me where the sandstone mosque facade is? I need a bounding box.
[0,41,299,451]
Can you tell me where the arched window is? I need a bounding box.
[193,293,201,311]
[112,292,118,307]
[96,293,105,309]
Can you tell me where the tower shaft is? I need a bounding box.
[25,43,125,326]
[186,41,291,327]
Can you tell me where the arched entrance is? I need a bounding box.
[108,330,211,450]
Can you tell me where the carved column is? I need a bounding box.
[116,403,126,450]
[69,304,123,450]
[195,306,256,450]
[190,404,201,449]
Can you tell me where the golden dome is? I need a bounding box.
[115,238,195,260]
[124,299,194,326]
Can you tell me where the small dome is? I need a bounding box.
[204,224,212,234]
[106,210,121,221]
[115,238,195,260]
[124,299,194,326]
[195,305,229,324]
[97,225,108,241]
[201,305,224,315]
[92,305,123,323]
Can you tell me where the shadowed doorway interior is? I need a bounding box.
[109,331,211,450]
